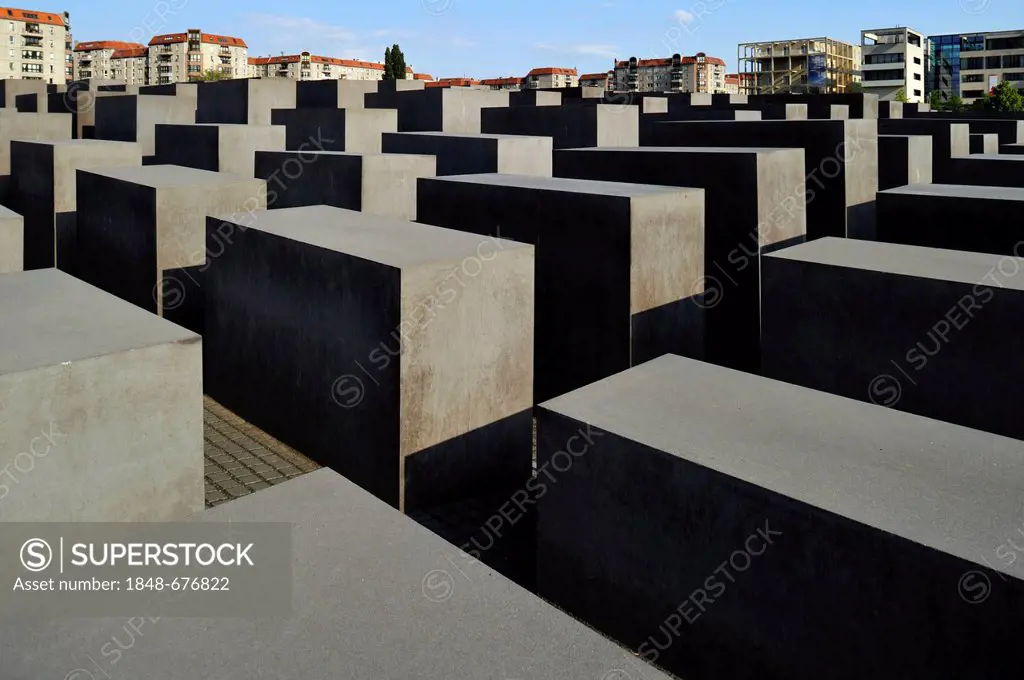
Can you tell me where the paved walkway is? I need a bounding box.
[203,397,320,507]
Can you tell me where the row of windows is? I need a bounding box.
[962,54,1024,69]
[865,53,904,64]
[863,69,904,81]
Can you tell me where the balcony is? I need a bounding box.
[23,25,41,35]
[24,37,42,47]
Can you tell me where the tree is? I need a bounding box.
[894,88,909,103]
[991,79,1024,112]
[383,46,394,80]
[972,92,992,111]
[197,69,229,81]
[389,44,407,81]
[946,94,965,112]
[928,90,943,110]
[847,81,863,93]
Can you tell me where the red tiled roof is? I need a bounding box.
[579,72,609,81]
[0,6,64,27]
[75,40,145,52]
[413,73,433,80]
[110,47,147,59]
[616,53,726,68]
[428,77,479,88]
[149,31,247,48]
[527,66,577,77]
[480,76,523,86]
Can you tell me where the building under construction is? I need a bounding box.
[737,37,861,94]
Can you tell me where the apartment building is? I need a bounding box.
[860,27,926,102]
[480,76,522,90]
[928,29,1024,104]
[148,29,247,84]
[413,72,432,82]
[0,6,69,84]
[427,77,480,88]
[109,46,147,86]
[613,53,726,93]
[248,53,416,81]
[579,72,610,89]
[737,37,861,94]
[524,66,577,88]
[72,40,144,80]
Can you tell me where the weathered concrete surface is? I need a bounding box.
[508,90,562,106]
[877,134,932,190]
[417,173,705,401]
[0,109,72,202]
[138,83,198,99]
[970,132,999,155]
[366,88,509,133]
[0,468,674,680]
[154,123,286,176]
[270,107,397,154]
[76,164,265,332]
[877,119,970,182]
[382,131,552,176]
[644,119,877,240]
[763,236,1024,439]
[0,205,23,273]
[196,78,296,126]
[537,353,1024,680]
[482,104,638,148]
[93,94,196,156]
[0,268,203,522]
[878,101,904,119]
[11,139,141,273]
[255,150,435,220]
[877,183,1024,255]
[203,206,534,512]
[296,79,378,108]
[0,79,47,108]
[555,146,806,373]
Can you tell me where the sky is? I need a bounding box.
[59,0,1021,78]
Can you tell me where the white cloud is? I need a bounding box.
[673,9,695,24]
[535,42,618,58]
[241,13,411,60]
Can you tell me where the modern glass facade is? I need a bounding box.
[927,32,988,101]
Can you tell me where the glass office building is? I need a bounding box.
[927,31,1021,103]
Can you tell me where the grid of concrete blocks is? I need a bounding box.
[0,75,1023,680]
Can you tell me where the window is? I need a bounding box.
[987,56,1002,69]
[963,73,984,83]
[1004,54,1024,69]
[961,56,984,70]
[913,57,921,64]
[1004,72,1024,81]
[865,53,904,64]
[913,73,921,80]
[914,89,921,96]
[986,36,1024,51]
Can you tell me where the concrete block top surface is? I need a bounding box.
[0,269,197,375]
[766,236,1024,290]
[570,145,801,156]
[959,153,1024,161]
[0,204,19,218]
[3,468,672,679]
[541,354,1024,581]
[215,205,530,268]
[387,131,549,140]
[83,164,256,188]
[880,183,1024,201]
[21,139,131,149]
[429,172,701,198]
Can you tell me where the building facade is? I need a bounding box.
[613,53,726,93]
[0,6,69,83]
[480,76,522,90]
[579,72,610,89]
[148,30,247,84]
[524,66,577,88]
[73,40,144,80]
[737,37,861,94]
[860,27,926,102]
[248,53,415,81]
[928,30,1024,104]
[109,46,148,86]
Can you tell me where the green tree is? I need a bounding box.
[991,79,1024,112]
[389,43,407,80]
[383,46,394,80]
[972,92,992,111]
[197,69,229,81]
[894,88,909,103]
[928,90,943,110]
[946,94,965,112]
[846,81,863,93]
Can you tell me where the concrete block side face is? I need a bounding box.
[203,223,403,506]
[909,136,932,184]
[154,124,219,172]
[399,244,534,459]
[11,142,55,270]
[596,105,639,147]
[755,150,807,248]
[248,80,297,126]
[343,108,398,154]
[75,173,158,313]
[136,96,196,157]
[256,152,364,210]
[360,154,436,221]
[196,79,248,124]
[629,190,705,315]
[0,212,23,273]
[157,179,266,274]
[93,96,139,144]
[786,103,808,120]
[495,136,553,177]
[217,125,287,177]
[842,120,879,235]
[54,142,143,213]
[0,341,203,522]
[950,124,971,158]
[0,112,72,174]
[0,79,46,108]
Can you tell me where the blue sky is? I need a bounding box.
[61,0,1021,78]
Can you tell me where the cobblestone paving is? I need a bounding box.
[203,397,320,507]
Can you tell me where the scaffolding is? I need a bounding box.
[737,37,861,94]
